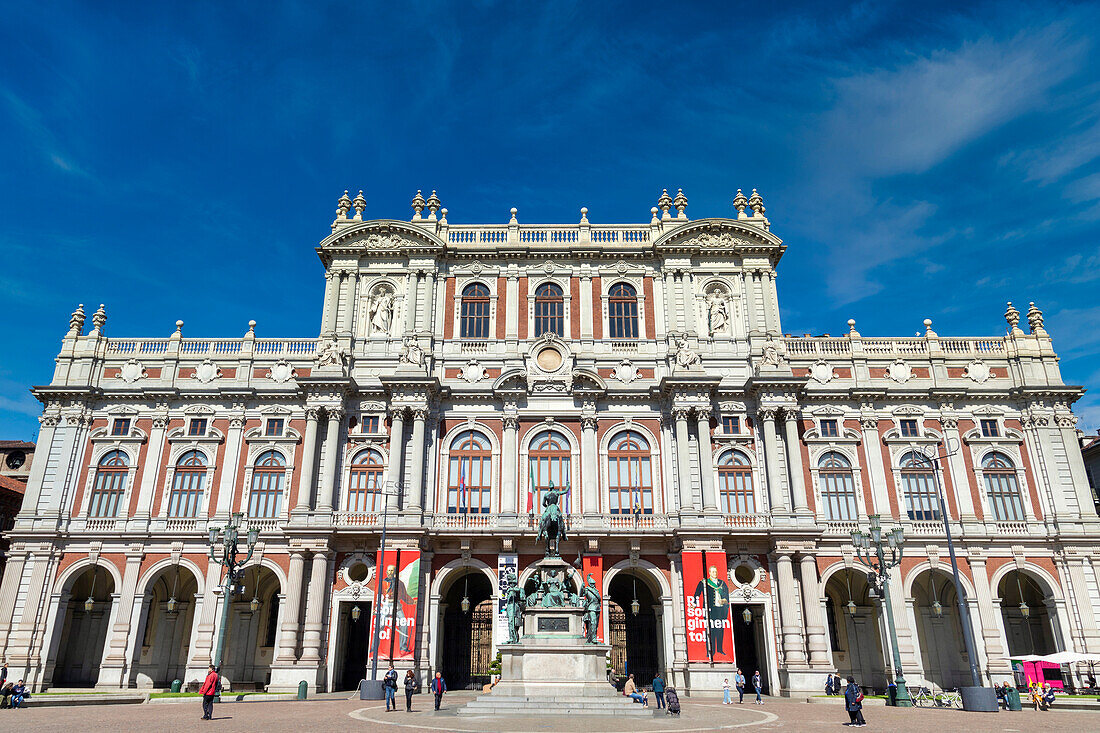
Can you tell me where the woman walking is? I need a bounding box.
[752,670,762,704]
[199,665,219,721]
[735,669,746,703]
[403,670,416,712]
[844,676,865,727]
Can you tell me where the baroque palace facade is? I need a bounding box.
[4,189,1100,695]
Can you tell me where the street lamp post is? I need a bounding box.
[851,514,912,707]
[368,481,403,684]
[208,511,259,698]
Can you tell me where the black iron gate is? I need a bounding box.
[441,600,493,689]
[608,601,659,686]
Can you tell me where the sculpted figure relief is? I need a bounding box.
[368,287,395,335]
[398,336,425,367]
[675,338,701,369]
[707,291,729,336]
[316,339,345,368]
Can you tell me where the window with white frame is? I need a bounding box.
[721,416,740,434]
[248,450,286,518]
[818,451,858,521]
[448,430,492,513]
[111,418,131,437]
[899,419,920,438]
[528,430,572,513]
[265,418,284,437]
[899,451,939,520]
[607,431,652,514]
[89,450,129,517]
[460,283,491,338]
[534,282,565,337]
[820,419,839,438]
[980,419,1000,438]
[188,418,208,437]
[982,452,1025,521]
[717,450,755,514]
[168,450,207,518]
[607,283,639,339]
[346,448,384,512]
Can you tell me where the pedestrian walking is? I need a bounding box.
[735,669,746,703]
[752,670,762,704]
[844,675,865,727]
[431,672,447,710]
[403,670,416,712]
[199,664,219,720]
[652,672,666,709]
[384,663,399,711]
[825,673,834,696]
[1,660,7,687]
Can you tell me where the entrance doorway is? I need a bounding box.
[337,602,371,691]
[52,566,115,687]
[608,572,660,686]
[440,571,493,690]
[731,603,769,695]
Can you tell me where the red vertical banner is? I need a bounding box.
[703,550,735,664]
[581,555,604,641]
[681,551,709,662]
[369,549,421,663]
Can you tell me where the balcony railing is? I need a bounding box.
[724,513,771,529]
[994,521,1030,535]
[335,512,381,527]
[85,518,118,532]
[246,518,282,533]
[164,518,198,533]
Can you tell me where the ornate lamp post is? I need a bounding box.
[851,514,911,707]
[209,512,259,694]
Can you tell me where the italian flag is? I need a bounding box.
[527,461,535,513]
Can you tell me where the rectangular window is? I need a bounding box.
[265,418,284,437]
[111,418,131,437]
[820,419,839,438]
[980,419,999,438]
[362,416,380,433]
[899,419,919,438]
[722,416,740,434]
[188,418,207,437]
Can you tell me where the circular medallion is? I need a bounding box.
[536,348,563,371]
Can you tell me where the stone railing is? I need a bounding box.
[994,521,1030,535]
[104,337,318,359]
[443,223,656,247]
[783,334,1007,359]
[435,513,497,529]
[724,513,771,529]
[164,518,199,533]
[85,518,118,532]
[823,520,861,536]
[335,512,381,527]
[246,518,282,533]
[605,514,669,530]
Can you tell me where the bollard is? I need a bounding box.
[298,680,308,700]
[170,679,182,694]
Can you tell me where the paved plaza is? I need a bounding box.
[5,693,1096,732]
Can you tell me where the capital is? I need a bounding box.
[326,406,346,420]
[305,406,323,421]
[671,406,692,421]
[758,407,778,422]
[580,414,598,431]
[503,414,520,431]
[411,406,430,421]
[695,407,713,422]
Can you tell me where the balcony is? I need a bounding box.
[335,512,381,527]
[724,513,772,530]
[85,518,118,532]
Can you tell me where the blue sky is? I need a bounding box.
[3,1,1100,441]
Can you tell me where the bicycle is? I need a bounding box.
[935,689,962,709]
[909,686,936,707]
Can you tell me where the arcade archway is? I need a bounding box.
[220,565,281,690]
[52,565,116,687]
[608,571,662,687]
[998,570,1058,656]
[440,570,493,690]
[824,569,886,688]
[911,570,970,690]
[132,564,200,687]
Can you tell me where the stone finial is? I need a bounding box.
[847,318,860,337]
[673,188,688,219]
[1004,301,1021,333]
[336,190,352,219]
[246,319,257,338]
[411,190,426,221]
[351,190,366,221]
[69,303,86,335]
[733,189,748,219]
[173,319,184,338]
[439,207,448,225]
[1027,302,1046,334]
[923,318,937,337]
[91,304,107,333]
[426,190,441,221]
[509,207,518,225]
[650,206,660,225]
[748,188,765,217]
[579,206,589,225]
[657,189,673,220]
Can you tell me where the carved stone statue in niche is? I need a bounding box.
[398,335,425,367]
[707,290,729,336]
[316,339,345,368]
[368,286,395,336]
[675,338,701,369]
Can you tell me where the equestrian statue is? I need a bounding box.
[535,483,570,556]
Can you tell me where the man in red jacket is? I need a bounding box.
[199,665,220,720]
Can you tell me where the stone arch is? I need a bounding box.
[131,561,203,688]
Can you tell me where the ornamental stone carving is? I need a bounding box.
[886,359,912,384]
[760,339,786,368]
[612,360,639,383]
[368,283,395,336]
[674,338,701,369]
[461,360,486,383]
[120,359,147,384]
[964,360,991,384]
[810,359,836,384]
[315,339,346,368]
[194,359,221,384]
[706,288,730,337]
[399,336,425,367]
[268,360,296,383]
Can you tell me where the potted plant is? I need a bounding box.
[488,651,503,688]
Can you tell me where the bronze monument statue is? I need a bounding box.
[504,585,525,644]
[581,573,601,643]
[535,483,571,556]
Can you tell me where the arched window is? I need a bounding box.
[248,450,286,519]
[448,431,492,513]
[607,431,652,514]
[983,452,1025,521]
[347,449,385,512]
[528,431,571,513]
[89,450,129,518]
[718,450,755,514]
[818,451,858,521]
[534,282,564,337]
[460,283,490,339]
[607,283,639,339]
[900,451,938,520]
[168,450,207,518]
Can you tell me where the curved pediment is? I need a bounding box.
[653,218,784,253]
[318,219,446,255]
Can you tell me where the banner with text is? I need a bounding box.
[682,550,735,663]
[496,553,519,646]
[369,549,420,662]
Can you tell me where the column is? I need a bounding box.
[1057,416,1099,519]
[579,274,593,342]
[0,550,27,659]
[858,413,892,516]
[581,415,598,514]
[775,552,807,665]
[187,560,226,674]
[741,271,759,336]
[293,408,321,513]
[17,414,59,518]
[275,551,306,663]
[420,271,437,333]
[322,272,341,335]
[133,414,168,520]
[683,270,697,335]
[406,407,428,512]
[783,410,810,514]
[967,553,1011,676]
[386,408,406,511]
[765,272,781,334]
[940,417,977,520]
[662,270,677,334]
[1065,554,1100,651]
[506,274,520,343]
[316,407,343,512]
[696,409,716,511]
[886,564,920,671]
[667,553,688,676]
[759,408,789,512]
[672,407,694,512]
[405,271,421,334]
[341,271,358,337]
[299,550,330,664]
[675,271,688,331]
[501,413,519,515]
[98,550,143,687]
[800,555,830,667]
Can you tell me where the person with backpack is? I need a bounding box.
[403,670,417,712]
[199,665,219,720]
[384,663,399,712]
[844,675,865,727]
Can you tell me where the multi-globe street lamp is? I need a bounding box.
[851,514,912,707]
[208,512,259,696]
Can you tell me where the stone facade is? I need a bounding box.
[4,189,1099,695]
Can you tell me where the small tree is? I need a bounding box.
[489,651,503,681]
